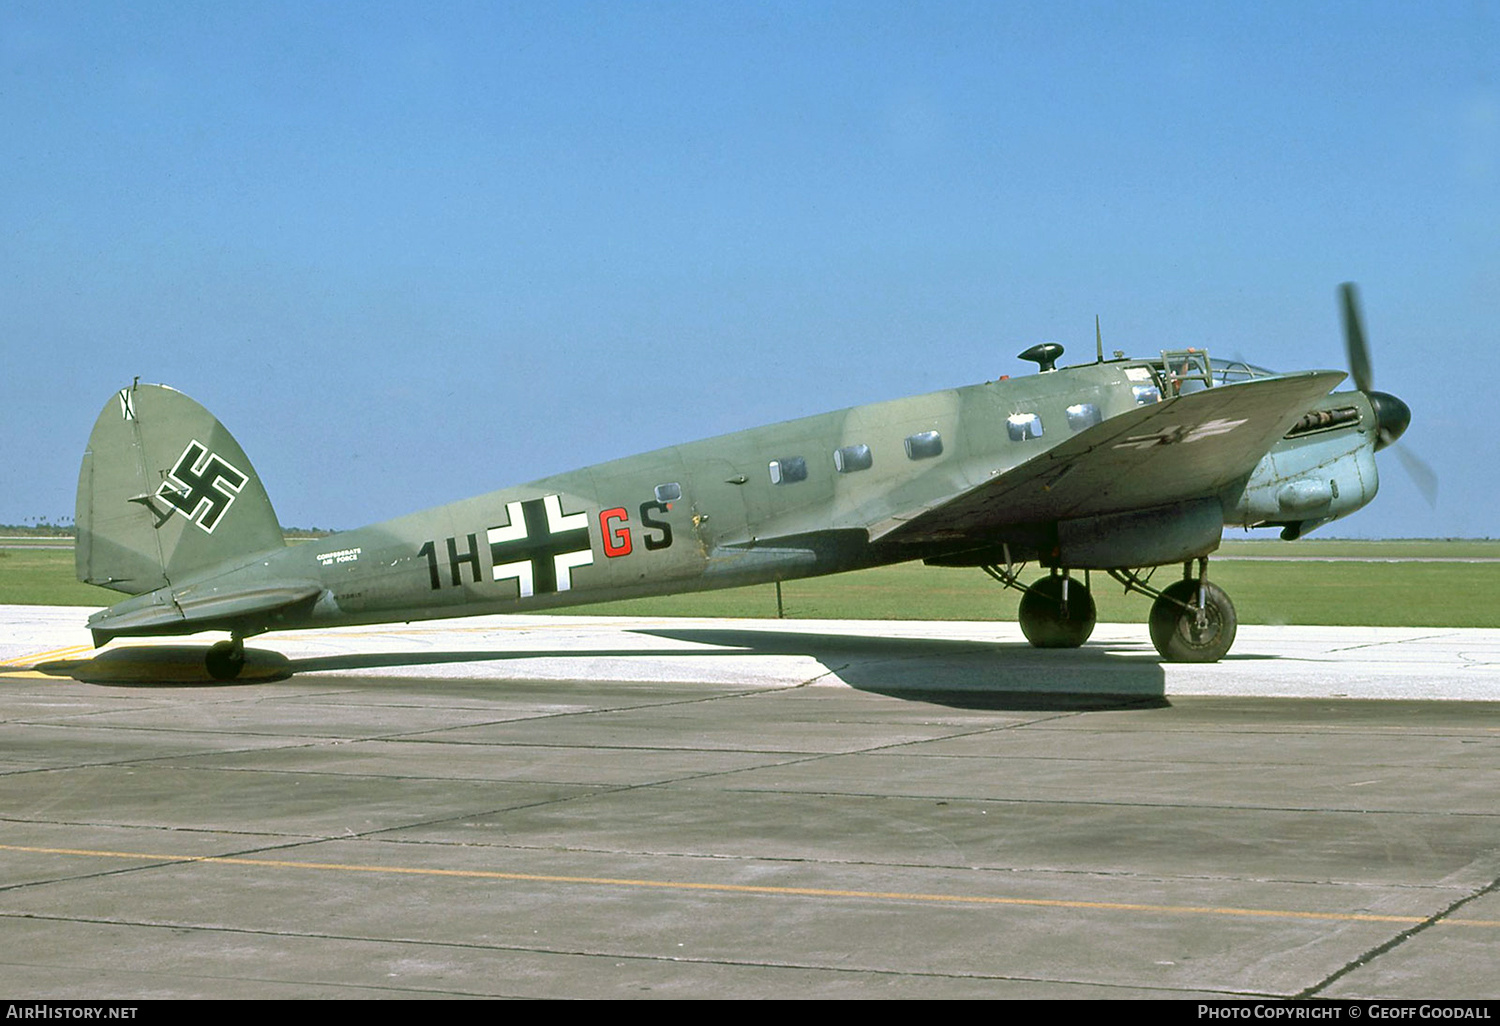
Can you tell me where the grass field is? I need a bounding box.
[5,538,1497,628]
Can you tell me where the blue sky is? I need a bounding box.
[3,1,1495,537]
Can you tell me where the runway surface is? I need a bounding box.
[2,605,1498,998]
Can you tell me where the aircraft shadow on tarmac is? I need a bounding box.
[35,628,1173,711]
[633,627,1170,710]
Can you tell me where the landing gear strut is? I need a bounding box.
[1113,558,1237,662]
[982,561,1097,649]
[1148,577,1237,663]
[205,636,246,681]
[982,553,1239,662]
[1017,572,1097,648]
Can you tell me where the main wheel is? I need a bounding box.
[1018,575,1097,648]
[1149,580,1237,662]
[205,640,246,681]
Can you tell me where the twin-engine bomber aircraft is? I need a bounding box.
[76,285,1413,679]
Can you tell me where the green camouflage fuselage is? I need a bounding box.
[79,357,1380,644]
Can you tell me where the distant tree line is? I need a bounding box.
[1,523,335,539]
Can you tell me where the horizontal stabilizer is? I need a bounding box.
[88,580,324,645]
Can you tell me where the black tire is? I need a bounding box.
[1018,575,1097,648]
[205,641,246,681]
[1148,579,1237,662]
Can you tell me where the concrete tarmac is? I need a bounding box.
[1,605,1498,999]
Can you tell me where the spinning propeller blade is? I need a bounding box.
[1338,282,1435,506]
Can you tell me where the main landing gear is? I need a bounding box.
[205,636,246,681]
[1145,575,1237,663]
[983,556,1238,662]
[1009,570,1097,648]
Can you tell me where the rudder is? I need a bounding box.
[76,383,285,594]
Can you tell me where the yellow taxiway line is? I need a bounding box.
[1,843,1494,929]
[0,642,97,679]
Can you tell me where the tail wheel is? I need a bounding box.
[1018,575,1097,649]
[205,640,246,681]
[1149,580,1237,663]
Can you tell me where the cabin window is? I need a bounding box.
[1132,383,1162,405]
[1066,403,1102,432]
[768,457,808,485]
[904,431,943,460]
[1007,413,1043,441]
[654,482,682,503]
[833,444,873,473]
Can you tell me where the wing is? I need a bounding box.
[873,370,1346,545]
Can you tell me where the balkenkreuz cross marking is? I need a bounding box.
[487,495,594,598]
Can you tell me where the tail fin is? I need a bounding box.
[76,383,285,594]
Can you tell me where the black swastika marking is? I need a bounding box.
[156,441,248,533]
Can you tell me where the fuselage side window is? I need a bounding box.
[654,482,682,503]
[1007,413,1044,441]
[768,457,808,485]
[833,444,873,473]
[904,431,943,460]
[1065,403,1101,432]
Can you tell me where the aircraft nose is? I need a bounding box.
[1368,390,1410,450]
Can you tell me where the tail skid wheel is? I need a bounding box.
[1149,580,1237,662]
[1018,575,1097,649]
[205,639,246,681]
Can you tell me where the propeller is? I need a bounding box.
[1338,283,1437,506]
[1340,282,1375,394]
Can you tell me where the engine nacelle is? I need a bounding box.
[1228,411,1379,536]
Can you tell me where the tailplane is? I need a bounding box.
[76,383,285,594]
